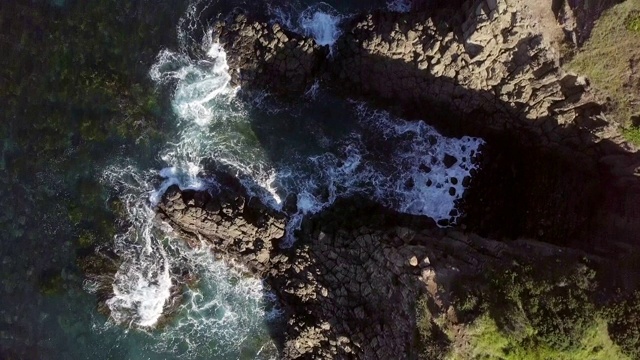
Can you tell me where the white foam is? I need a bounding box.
[99,165,174,329]
[269,3,343,50]
[304,79,321,99]
[149,241,279,358]
[95,2,279,356]
[299,9,342,47]
[387,0,412,12]
[151,33,235,127]
[270,103,484,246]
[353,103,483,220]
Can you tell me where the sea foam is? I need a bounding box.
[96,2,279,357]
[97,0,484,357]
[270,3,343,50]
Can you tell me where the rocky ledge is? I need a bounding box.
[212,0,640,249]
[156,182,612,359]
[148,0,640,358]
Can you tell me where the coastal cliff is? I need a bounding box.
[78,0,640,358]
[156,183,615,359]
[211,0,640,249]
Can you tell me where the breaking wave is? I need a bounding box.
[269,2,343,50]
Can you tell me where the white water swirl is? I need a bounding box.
[93,1,484,358]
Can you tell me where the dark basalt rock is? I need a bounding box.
[211,0,640,249]
[211,13,329,96]
[155,183,618,359]
[156,181,287,275]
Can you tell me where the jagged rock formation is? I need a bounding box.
[156,185,608,359]
[212,0,640,248]
[331,4,603,148]
[149,0,640,358]
[214,1,608,150]
[212,14,327,95]
[156,175,287,275]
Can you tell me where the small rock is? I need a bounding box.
[421,256,431,268]
[443,154,458,168]
[409,256,419,267]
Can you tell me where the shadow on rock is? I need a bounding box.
[212,1,640,252]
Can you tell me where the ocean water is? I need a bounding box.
[1,0,480,359]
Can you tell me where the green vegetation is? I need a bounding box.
[567,0,640,135]
[625,11,640,33]
[416,258,640,360]
[622,125,640,146]
[455,316,628,360]
[485,262,597,351]
[416,297,450,360]
[605,291,640,358]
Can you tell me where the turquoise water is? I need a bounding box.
[0,0,481,358]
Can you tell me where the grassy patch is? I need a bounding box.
[453,315,629,360]
[416,297,451,359]
[626,12,640,33]
[622,125,640,146]
[567,0,640,128]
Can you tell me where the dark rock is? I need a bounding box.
[443,154,457,168]
[139,0,640,358]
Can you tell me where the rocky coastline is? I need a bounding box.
[211,0,640,248]
[85,0,640,358]
[156,181,615,358]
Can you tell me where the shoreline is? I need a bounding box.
[79,0,640,358]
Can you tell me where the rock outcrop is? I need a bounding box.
[211,13,328,96]
[211,0,640,248]
[149,0,640,358]
[156,174,287,276]
[214,1,610,151]
[156,185,612,359]
[331,4,604,148]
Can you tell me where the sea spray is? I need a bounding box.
[96,3,279,357]
[387,0,412,12]
[264,102,484,246]
[100,165,278,358]
[299,6,342,48]
[269,3,343,51]
[99,165,174,329]
[148,240,279,359]
[352,103,483,220]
